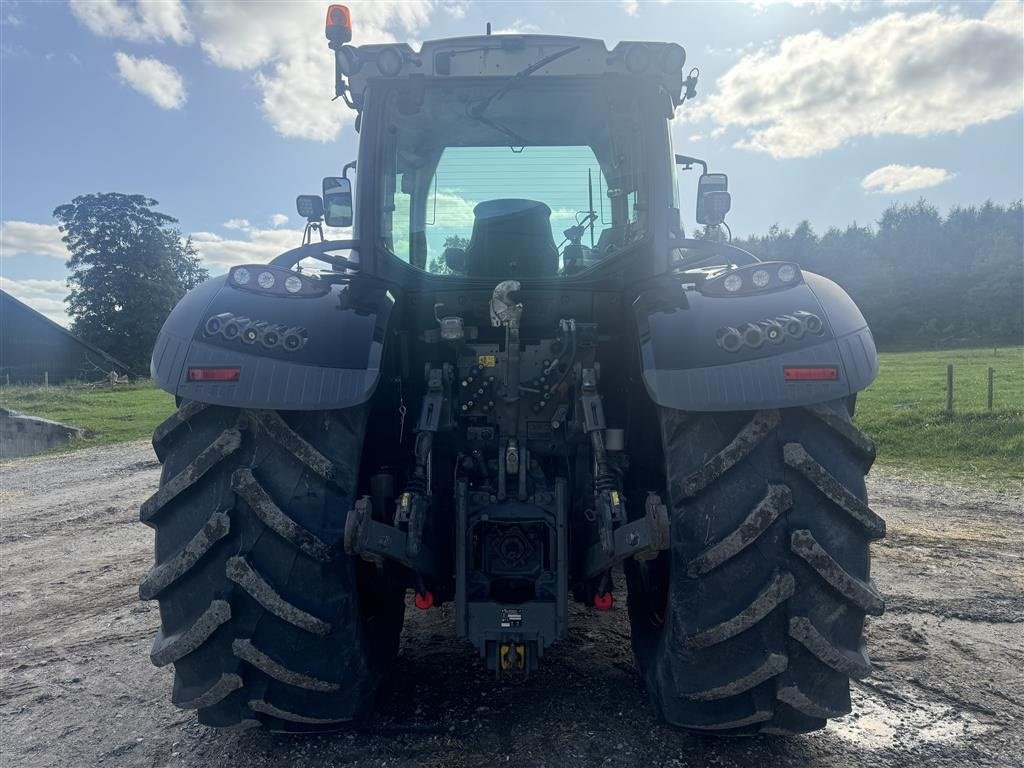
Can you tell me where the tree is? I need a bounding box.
[427,234,470,274]
[54,193,208,373]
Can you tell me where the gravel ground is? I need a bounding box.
[1,441,1021,768]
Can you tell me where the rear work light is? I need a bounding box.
[188,367,241,382]
[228,265,329,298]
[700,262,803,297]
[783,366,839,382]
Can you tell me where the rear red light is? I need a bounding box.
[783,366,839,381]
[188,367,241,382]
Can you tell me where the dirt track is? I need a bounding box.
[1,441,1021,768]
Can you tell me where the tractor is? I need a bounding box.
[141,5,884,735]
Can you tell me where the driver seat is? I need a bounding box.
[465,199,559,278]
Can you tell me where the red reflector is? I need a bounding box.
[593,592,614,611]
[783,366,839,381]
[414,591,434,610]
[188,367,240,382]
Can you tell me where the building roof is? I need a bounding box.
[0,289,131,373]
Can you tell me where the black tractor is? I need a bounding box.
[141,5,884,735]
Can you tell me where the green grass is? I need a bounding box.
[856,346,1023,490]
[1,350,1021,491]
[0,380,175,453]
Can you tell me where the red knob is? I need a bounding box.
[593,592,614,611]
[414,591,434,610]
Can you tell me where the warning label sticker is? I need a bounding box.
[499,608,523,628]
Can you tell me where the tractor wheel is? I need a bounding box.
[140,402,405,732]
[625,399,884,734]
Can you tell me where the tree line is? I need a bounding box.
[730,199,1023,349]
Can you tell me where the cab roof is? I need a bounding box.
[340,34,689,107]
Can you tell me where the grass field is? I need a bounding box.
[1,348,1021,490]
[856,346,1023,490]
[0,381,174,452]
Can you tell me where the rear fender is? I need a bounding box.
[635,271,877,411]
[151,274,392,410]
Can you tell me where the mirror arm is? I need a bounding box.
[669,238,760,267]
[675,154,708,175]
[342,161,356,180]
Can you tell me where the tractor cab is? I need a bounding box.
[315,7,714,285]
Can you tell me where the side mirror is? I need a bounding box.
[695,173,730,226]
[322,176,353,228]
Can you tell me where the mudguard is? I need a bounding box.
[635,271,878,412]
[150,274,392,410]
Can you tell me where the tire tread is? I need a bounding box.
[628,400,884,735]
[143,404,403,730]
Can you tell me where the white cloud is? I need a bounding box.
[114,52,186,109]
[0,221,68,260]
[431,189,478,227]
[222,218,251,231]
[0,277,70,326]
[441,1,469,19]
[739,0,918,11]
[190,1,432,141]
[688,3,1023,158]
[986,0,1023,27]
[739,0,864,11]
[269,213,289,228]
[189,225,351,273]
[492,21,541,35]
[70,1,434,141]
[69,0,192,44]
[861,164,954,194]
[1,42,29,59]
[616,0,676,15]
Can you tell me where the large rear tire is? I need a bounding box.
[140,402,404,731]
[625,399,884,734]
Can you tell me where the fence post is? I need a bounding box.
[988,367,994,411]
[946,364,953,414]
[44,371,49,388]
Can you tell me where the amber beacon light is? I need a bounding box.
[325,4,352,44]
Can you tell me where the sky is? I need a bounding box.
[1,0,1022,325]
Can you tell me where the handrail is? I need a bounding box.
[669,237,760,268]
[269,239,361,270]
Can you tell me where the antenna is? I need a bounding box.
[588,169,595,248]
